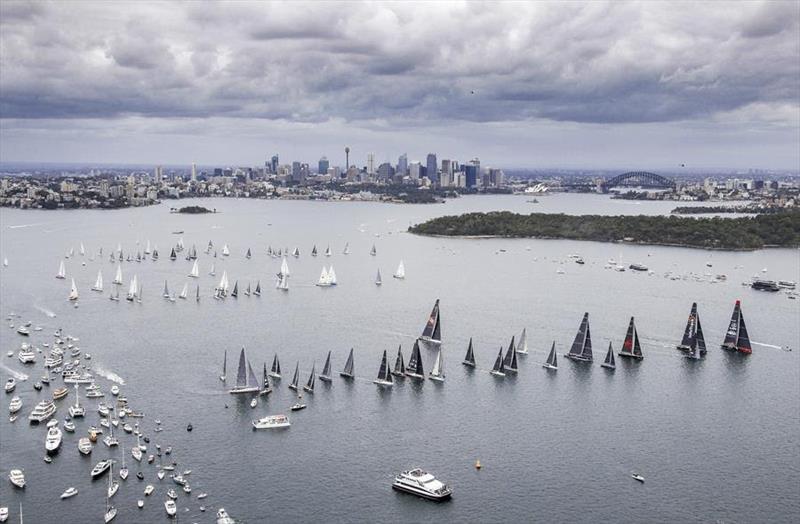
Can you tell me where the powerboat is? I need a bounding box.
[632,473,645,483]
[144,485,154,496]
[45,426,63,454]
[78,437,93,455]
[4,378,15,393]
[290,403,307,411]
[391,468,452,501]
[53,387,68,400]
[217,508,235,524]
[29,400,57,423]
[252,414,291,429]
[61,487,78,499]
[9,469,25,488]
[90,459,113,479]
[164,499,177,517]
[8,396,22,413]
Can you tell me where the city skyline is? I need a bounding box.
[1,1,799,170]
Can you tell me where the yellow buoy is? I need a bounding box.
[475,459,481,470]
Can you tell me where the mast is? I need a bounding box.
[463,338,476,366]
[502,335,518,372]
[289,362,299,390]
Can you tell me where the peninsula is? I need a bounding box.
[409,211,800,250]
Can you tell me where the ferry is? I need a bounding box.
[252,414,290,429]
[392,468,452,501]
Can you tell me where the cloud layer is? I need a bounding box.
[1,1,798,168]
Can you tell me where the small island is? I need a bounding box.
[171,205,216,214]
[409,210,800,250]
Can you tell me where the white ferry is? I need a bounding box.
[391,468,452,501]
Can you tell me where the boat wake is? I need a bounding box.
[93,366,125,385]
[1,364,28,381]
[6,223,42,229]
[34,305,57,318]
[751,341,783,350]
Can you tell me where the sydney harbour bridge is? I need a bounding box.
[562,171,676,192]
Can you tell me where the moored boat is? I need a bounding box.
[392,468,452,501]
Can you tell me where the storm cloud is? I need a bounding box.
[0,1,798,168]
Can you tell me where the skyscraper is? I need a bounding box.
[271,155,279,174]
[426,153,438,185]
[409,162,421,180]
[191,162,197,182]
[367,153,376,176]
[292,161,301,183]
[318,156,329,175]
[397,153,408,176]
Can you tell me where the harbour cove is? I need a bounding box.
[1,194,799,523]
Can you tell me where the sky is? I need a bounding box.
[0,1,798,171]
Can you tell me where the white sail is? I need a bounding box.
[189,260,199,278]
[127,276,137,300]
[317,267,329,286]
[328,266,337,285]
[517,328,529,354]
[68,278,79,301]
[429,347,444,381]
[179,283,188,299]
[92,270,104,291]
[144,240,151,254]
[113,264,122,284]
[209,263,215,276]
[79,242,85,256]
[222,244,230,256]
[393,260,405,279]
[280,257,290,277]
[56,260,66,279]
[276,273,289,291]
[375,269,382,285]
[3,257,7,267]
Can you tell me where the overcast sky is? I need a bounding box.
[1,1,798,170]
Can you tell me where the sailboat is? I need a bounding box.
[319,351,333,382]
[370,244,377,256]
[231,281,239,298]
[269,354,281,379]
[292,247,300,258]
[288,362,300,390]
[68,279,79,301]
[463,338,476,367]
[113,264,123,285]
[144,240,151,254]
[219,350,227,382]
[375,269,382,286]
[280,257,290,277]
[517,328,529,355]
[179,283,188,300]
[393,260,405,279]
[343,243,350,255]
[260,363,272,395]
[542,341,558,370]
[169,247,177,261]
[188,260,199,278]
[303,363,316,393]
[162,280,170,298]
[311,245,318,257]
[721,300,752,354]
[323,245,331,257]
[109,286,120,302]
[317,267,331,287]
[618,317,644,359]
[79,242,85,256]
[418,299,442,346]
[228,348,261,394]
[601,342,616,370]
[222,244,230,256]
[502,335,518,373]
[405,341,424,379]
[490,347,506,376]
[566,312,593,362]
[678,302,706,357]
[276,272,289,291]
[120,443,129,480]
[104,471,117,522]
[243,282,251,296]
[328,267,337,285]
[136,282,142,303]
[245,248,252,259]
[339,348,354,379]
[208,263,215,276]
[92,270,104,292]
[195,284,200,302]
[373,350,393,386]
[391,346,406,377]
[56,260,66,279]
[429,347,445,382]
[254,280,261,296]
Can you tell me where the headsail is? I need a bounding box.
[406,340,424,378]
[618,317,644,359]
[567,312,593,362]
[340,348,355,378]
[502,335,518,372]
[463,338,476,367]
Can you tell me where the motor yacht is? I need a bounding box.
[164,499,177,517]
[9,469,25,488]
[29,400,57,423]
[61,487,78,499]
[52,387,68,400]
[78,437,93,455]
[8,396,22,413]
[45,426,63,454]
[4,378,16,393]
[252,414,291,429]
[391,468,452,501]
[90,459,112,479]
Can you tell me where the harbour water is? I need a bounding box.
[1,194,798,523]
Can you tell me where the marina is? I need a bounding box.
[0,195,798,523]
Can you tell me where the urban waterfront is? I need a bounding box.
[1,194,798,523]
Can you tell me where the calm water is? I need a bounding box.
[1,194,798,523]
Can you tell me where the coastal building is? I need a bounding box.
[397,154,408,176]
[367,153,376,176]
[318,156,329,175]
[426,153,438,186]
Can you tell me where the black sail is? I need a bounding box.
[737,307,753,353]
[322,351,332,377]
[463,338,475,366]
[722,301,741,348]
[407,340,424,376]
[569,313,590,357]
[492,347,505,373]
[377,350,389,381]
[695,316,707,355]
[545,341,557,368]
[421,299,440,340]
[235,348,247,388]
[503,335,518,371]
[341,348,354,377]
[680,303,698,348]
[393,346,406,375]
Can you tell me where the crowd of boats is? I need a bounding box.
[3,324,237,524]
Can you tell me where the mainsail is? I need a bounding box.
[502,335,518,372]
[618,317,644,359]
[567,312,593,362]
[236,349,247,388]
[93,270,104,292]
[392,346,406,376]
[340,348,355,378]
[189,260,199,278]
[68,278,79,301]
[56,260,66,279]
[463,338,476,367]
[517,328,529,354]
[405,340,424,378]
[320,351,332,381]
[601,342,616,369]
[419,299,442,343]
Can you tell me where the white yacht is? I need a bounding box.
[164,499,177,517]
[90,459,112,479]
[28,400,57,423]
[252,414,291,429]
[391,468,453,500]
[3,378,15,393]
[9,469,25,489]
[217,508,236,524]
[8,396,22,413]
[18,346,36,364]
[61,487,78,499]
[78,437,93,455]
[45,426,63,453]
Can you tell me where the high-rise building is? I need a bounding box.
[191,163,197,182]
[426,153,438,185]
[271,155,279,174]
[318,156,329,175]
[464,159,480,188]
[409,162,421,180]
[378,162,395,180]
[292,161,301,183]
[440,159,454,187]
[367,153,376,176]
[397,154,408,176]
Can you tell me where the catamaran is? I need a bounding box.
[303,363,316,393]
[188,260,199,278]
[68,279,79,301]
[721,300,752,354]
[319,351,333,382]
[463,338,476,367]
[392,346,406,377]
[490,347,506,376]
[517,328,529,355]
[56,260,66,279]
[678,303,706,359]
[618,317,644,359]
[269,354,281,379]
[227,348,261,394]
[502,335,518,373]
[340,348,355,378]
[113,264,123,285]
[375,269,382,286]
[543,342,558,370]
[219,350,227,382]
[429,347,445,382]
[373,350,393,386]
[92,270,104,292]
[566,312,593,362]
[288,362,300,391]
[393,260,405,279]
[405,341,424,379]
[601,342,616,369]
[418,299,442,345]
